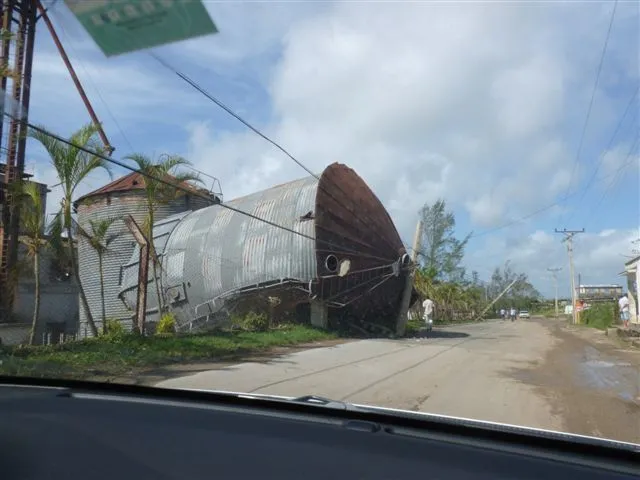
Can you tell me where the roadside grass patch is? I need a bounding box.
[0,325,335,379]
[581,303,616,330]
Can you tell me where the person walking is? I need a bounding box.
[510,307,517,322]
[423,297,434,333]
[500,308,506,321]
[619,293,630,329]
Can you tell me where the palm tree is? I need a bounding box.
[76,217,119,334]
[29,123,111,337]
[123,153,201,315]
[15,181,47,345]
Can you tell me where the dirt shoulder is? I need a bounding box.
[517,319,640,444]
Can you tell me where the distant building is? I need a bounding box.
[576,284,623,300]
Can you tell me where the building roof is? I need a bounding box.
[74,171,208,204]
[624,254,640,267]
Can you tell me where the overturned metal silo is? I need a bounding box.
[119,163,409,334]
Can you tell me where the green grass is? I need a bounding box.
[0,325,336,380]
[581,303,616,330]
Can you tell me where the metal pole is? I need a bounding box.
[555,229,584,325]
[547,267,561,319]
[395,219,423,336]
[35,1,113,154]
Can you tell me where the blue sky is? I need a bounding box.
[23,1,639,298]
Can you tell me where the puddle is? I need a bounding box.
[577,346,639,403]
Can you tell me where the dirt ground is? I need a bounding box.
[513,320,640,444]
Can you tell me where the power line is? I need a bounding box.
[468,152,639,241]
[147,52,400,255]
[554,229,584,325]
[15,116,396,264]
[565,84,639,225]
[561,0,618,224]
[584,133,639,230]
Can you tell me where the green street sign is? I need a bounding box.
[65,0,218,57]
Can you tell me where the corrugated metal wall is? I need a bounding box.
[76,191,210,337]
[120,175,318,331]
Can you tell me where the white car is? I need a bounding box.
[519,310,530,319]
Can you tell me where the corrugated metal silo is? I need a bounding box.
[119,163,409,333]
[74,172,215,337]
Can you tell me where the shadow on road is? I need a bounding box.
[412,329,470,339]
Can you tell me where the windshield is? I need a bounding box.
[0,0,638,446]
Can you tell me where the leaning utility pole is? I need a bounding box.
[547,267,562,319]
[395,219,423,337]
[555,229,584,325]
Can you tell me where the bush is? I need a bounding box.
[235,311,270,332]
[104,319,125,338]
[581,303,616,330]
[157,313,177,334]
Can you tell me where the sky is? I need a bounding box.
[19,0,640,298]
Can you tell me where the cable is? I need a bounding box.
[584,134,639,230]
[16,116,396,264]
[565,85,639,225]
[148,52,401,256]
[560,0,618,224]
[149,52,318,181]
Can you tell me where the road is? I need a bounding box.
[157,318,640,444]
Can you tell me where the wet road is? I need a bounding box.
[157,318,640,444]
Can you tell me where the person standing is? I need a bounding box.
[423,297,434,332]
[500,308,506,320]
[619,293,630,329]
[510,307,517,322]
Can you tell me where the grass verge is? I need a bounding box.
[0,325,336,380]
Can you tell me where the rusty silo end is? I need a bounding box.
[313,163,410,335]
[74,172,216,337]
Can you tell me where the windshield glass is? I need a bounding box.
[1,0,638,446]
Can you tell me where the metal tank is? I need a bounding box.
[74,172,218,337]
[119,163,409,333]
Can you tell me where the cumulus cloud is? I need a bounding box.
[23,1,638,295]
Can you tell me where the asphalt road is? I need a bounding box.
[157,318,640,444]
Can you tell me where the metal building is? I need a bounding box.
[120,163,410,333]
[75,172,219,336]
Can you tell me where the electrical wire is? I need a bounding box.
[147,52,401,256]
[14,116,396,264]
[565,85,639,225]
[584,134,639,230]
[560,0,618,225]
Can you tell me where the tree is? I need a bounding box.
[488,261,541,310]
[76,217,119,334]
[14,181,47,345]
[418,199,471,282]
[30,123,111,337]
[123,153,201,315]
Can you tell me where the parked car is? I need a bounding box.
[519,310,530,319]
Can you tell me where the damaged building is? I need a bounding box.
[119,163,413,335]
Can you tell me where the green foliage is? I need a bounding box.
[581,303,616,330]
[487,261,541,311]
[418,199,471,282]
[0,325,336,380]
[103,319,125,338]
[157,313,177,334]
[233,311,270,332]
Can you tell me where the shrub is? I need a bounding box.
[104,319,125,338]
[581,303,616,330]
[157,313,177,334]
[238,311,270,332]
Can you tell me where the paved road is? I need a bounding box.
[157,318,640,443]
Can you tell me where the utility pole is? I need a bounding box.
[547,267,562,319]
[555,229,584,325]
[395,219,423,337]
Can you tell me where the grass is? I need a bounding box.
[0,325,336,380]
[581,303,617,330]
